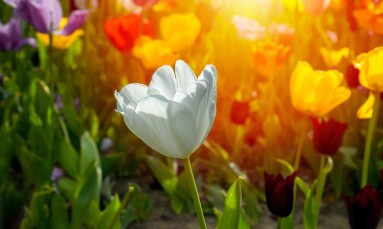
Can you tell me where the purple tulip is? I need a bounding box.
[0,18,36,51]
[4,0,88,35]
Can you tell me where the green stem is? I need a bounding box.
[293,123,306,169]
[315,17,332,49]
[183,157,207,229]
[313,156,326,229]
[361,91,381,188]
[47,32,53,88]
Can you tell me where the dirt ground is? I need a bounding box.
[126,177,383,229]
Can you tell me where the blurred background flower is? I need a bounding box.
[0,17,36,51]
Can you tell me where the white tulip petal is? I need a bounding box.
[195,65,217,145]
[168,80,208,153]
[132,94,186,158]
[175,60,197,89]
[122,103,140,136]
[196,65,217,126]
[119,83,148,106]
[148,65,177,99]
[114,91,125,114]
[115,60,217,159]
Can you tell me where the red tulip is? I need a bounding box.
[312,118,348,156]
[103,13,155,52]
[346,64,360,88]
[230,100,250,125]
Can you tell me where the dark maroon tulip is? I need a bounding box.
[264,171,297,217]
[230,100,250,125]
[346,64,360,88]
[380,168,383,182]
[343,185,382,229]
[312,118,348,156]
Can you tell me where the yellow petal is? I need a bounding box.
[357,92,375,119]
[36,29,84,49]
[317,86,351,116]
[356,46,383,91]
[320,47,350,67]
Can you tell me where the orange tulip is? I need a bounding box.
[353,0,383,34]
[252,40,291,77]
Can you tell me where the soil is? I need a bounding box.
[124,170,383,229]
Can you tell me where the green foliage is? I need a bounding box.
[145,155,200,214]
[216,178,250,229]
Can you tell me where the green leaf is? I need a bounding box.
[27,188,53,229]
[121,183,152,228]
[15,146,49,188]
[277,215,295,229]
[80,132,102,201]
[80,132,100,176]
[241,182,262,225]
[51,194,70,229]
[303,189,316,229]
[276,158,295,173]
[217,178,245,229]
[205,185,225,211]
[72,168,98,228]
[97,195,121,229]
[238,211,251,229]
[59,140,80,178]
[57,177,77,200]
[145,156,177,194]
[295,177,310,197]
[90,111,99,140]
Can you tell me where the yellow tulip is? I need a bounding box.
[290,61,351,116]
[160,13,201,52]
[354,46,383,92]
[36,18,83,49]
[132,36,179,69]
[320,47,350,68]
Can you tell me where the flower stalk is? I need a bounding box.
[361,91,381,188]
[183,157,207,229]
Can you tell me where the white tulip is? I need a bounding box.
[115,60,217,159]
